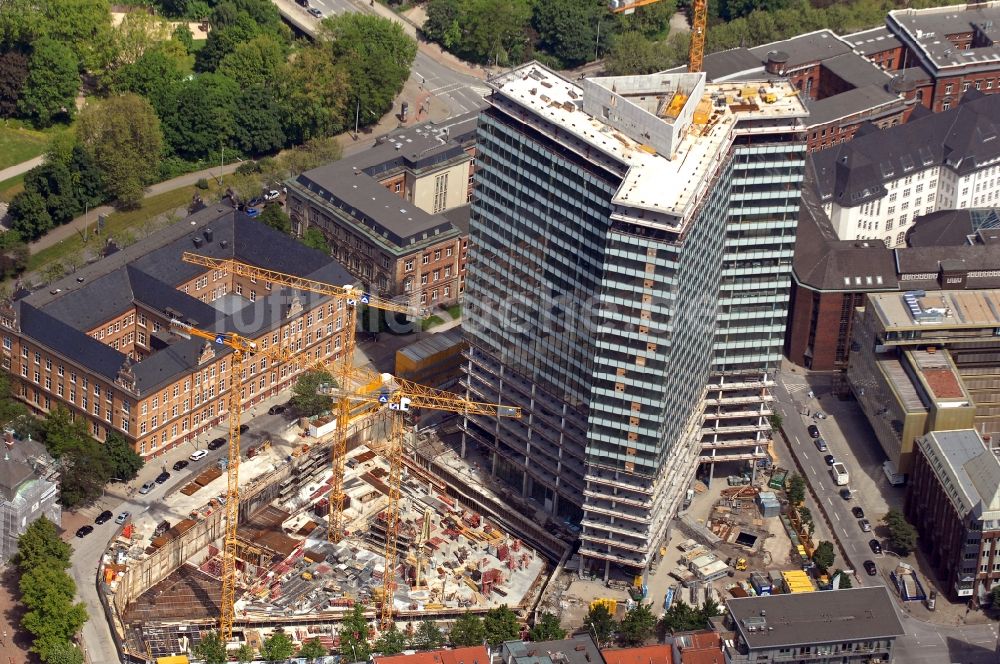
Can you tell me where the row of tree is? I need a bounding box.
[604,0,971,76]
[1,374,144,507]
[15,517,87,663]
[421,0,676,69]
[584,599,720,645]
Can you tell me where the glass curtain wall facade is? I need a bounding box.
[461,67,806,579]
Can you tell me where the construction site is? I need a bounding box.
[105,414,551,658]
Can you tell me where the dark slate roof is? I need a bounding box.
[728,587,904,649]
[16,205,354,396]
[822,52,893,88]
[747,29,853,68]
[0,457,35,501]
[896,244,1000,275]
[806,85,900,125]
[16,301,126,382]
[812,90,1000,206]
[793,171,899,292]
[701,48,761,81]
[441,204,471,235]
[843,26,903,56]
[907,209,978,246]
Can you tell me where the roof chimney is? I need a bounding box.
[203,228,214,243]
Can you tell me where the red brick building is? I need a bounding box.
[0,206,353,458]
[907,429,1000,603]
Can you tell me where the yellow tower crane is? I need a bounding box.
[319,369,520,630]
[688,0,708,74]
[179,252,424,545]
[168,320,299,643]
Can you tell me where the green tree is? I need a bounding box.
[16,517,71,571]
[58,435,113,508]
[77,94,163,207]
[298,637,328,662]
[280,136,343,177]
[883,508,918,556]
[339,604,372,662]
[990,584,1000,608]
[412,620,444,650]
[833,569,853,589]
[195,0,289,72]
[301,227,329,253]
[604,30,689,76]
[701,598,721,619]
[449,613,485,647]
[618,603,656,646]
[533,0,608,67]
[422,0,462,49]
[322,14,416,124]
[8,189,53,240]
[104,431,144,481]
[260,630,296,661]
[218,33,287,90]
[797,506,814,536]
[259,205,291,234]
[40,407,89,459]
[41,0,114,73]
[19,565,77,608]
[291,369,334,417]
[18,38,79,128]
[374,626,407,655]
[483,605,520,646]
[173,23,195,53]
[22,601,88,662]
[0,230,29,279]
[43,642,85,664]
[161,72,239,160]
[233,89,286,156]
[278,43,349,143]
[812,540,836,572]
[657,601,705,635]
[583,603,615,646]
[0,46,30,117]
[110,45,187,116]
[107,11,171,72]
[528,612,565,641]
[23,159,85,226]
[787,473,805,505]
[236,643,255,663]
[194,631,228,664]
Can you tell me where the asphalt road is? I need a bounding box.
[772,370,1000,662]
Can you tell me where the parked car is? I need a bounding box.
[852,506,865,519]
[859,519,872,532]
[76,525,93,538]
[807,424,820,438]
[268,404,286,415]
[839,487,852,500]
[172,459,189,471]
[245,206,260,218]
[155,471,171,484]
[308,7,323,17]
[139,481,156,495]
[864,560,878,576]
[869,539,882,554]
[263,190,280,201]
[814,437,827,452]
[208,437,226,450]
[189,449,209,461]
[239,424,250,434]
[295,0,308,5]
[95,510,113,525]
[824,454,836,466]
[116,512,130,525]
[814,411,827,419]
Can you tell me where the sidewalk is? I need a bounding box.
[28,161,243,255]
[0,155,43,184]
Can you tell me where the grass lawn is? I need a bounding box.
[0,122,54,171]
[0,173,25,203]
[27,179,228,273]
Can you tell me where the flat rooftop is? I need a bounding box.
[910,349,967,401]
[727,587,904,649]
[919,429,1000,519]
[890,2,1000,70]
[843,26,904,56]
[877,357,927,413]
[870,289,1000,329]
[488,63,807,232]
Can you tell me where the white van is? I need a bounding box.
[831,462,850,486]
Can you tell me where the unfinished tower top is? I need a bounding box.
[487,62,809,233]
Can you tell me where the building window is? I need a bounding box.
[434,249,441,261]
[433,270,440,282]
[444,286,451,298]
[989,80,994,90]
[432,173,448,213]
[976,80,982,90]
[422,254,429,265]
[421,274,428,285]
[946,83,953,94]
[394,182,401,193]
[943,101,951,110]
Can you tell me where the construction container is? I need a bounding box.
[756,490,781,518]
[395,329,467,388]
[749,572,772,596]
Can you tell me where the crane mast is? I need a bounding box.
[688,0,707,74]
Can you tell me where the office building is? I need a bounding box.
[785,183,1000,371]
[286,114,479,307]
[907,429,1000,602]
[723,588,904,663]
[461,62,807,578]
[812,89,1000,247]
[0,429,60,562]
[847,288,1000,475]
[0,206,352,457]
[680,29,911,152]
